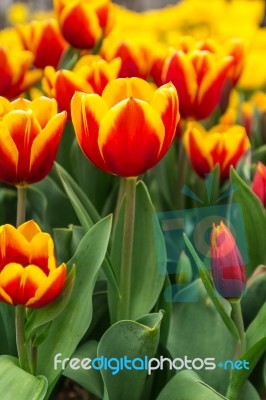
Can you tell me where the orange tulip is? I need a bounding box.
[101,39,152,79]
[0,46,42,99]
[183,122,250,180]
[54,0,114,49]
[71,77,179,177]
[17,18,67,69]
[162,50,233,120]
[0,96,66,186]
[43,56,121,116]
[0,220,66,308]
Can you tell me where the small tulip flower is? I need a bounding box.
[0,46,42,99]
[0,96,67,186]
[251,162,266,208]
[211,222,246,299]
[71,77,179,177]
[183,122,250,180]
[162,49,233,120]
[17,18,67,69]
[0,221,66,308]
[54,0,114,49]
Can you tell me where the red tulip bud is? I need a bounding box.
[210,221,246,299]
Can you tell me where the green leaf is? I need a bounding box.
[70,140,114,213]
[230,168,266,274]
[25,266,76,343]
[242,273,266,327]
[63,340,103,399]
[0,304,16,356]
[110,180,167,321]
[0,356,47,400]
[55,162,99,230]
[226,338,266,399]
[37,216,112,396]
[55,162,120,297]
[156,370,227,400]
[98,311,163,400]
[246,302,266,350]
[237,381,261,400]
[183,234,240,341]
[167,280,235,394]
[53,225,85,264]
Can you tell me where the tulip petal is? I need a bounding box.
[71,91,109,171]
[0,225,29,271]
[29,112,67,184]
[102,77,154,108]
[163,51,197,119]
[60,2,101,49]
[30,233,56,274]
[27,264,66,308]
[0,287,12,305]
[17,220,42,242]
[19,265,47,305]
[31,97,58,128]
[0,122,18,184]
[0,263,24,305]
[99,98,165,177]
[150,83,179,159]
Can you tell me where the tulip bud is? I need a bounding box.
[251,162,266,208]
[210,222,246,299]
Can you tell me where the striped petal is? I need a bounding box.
[60,2,101,49]
[0,263,24,305]
[31,97,58,128]
[150,82,179,160]
[54,69,93,116]
[71,91,109,171]
[163,51,197,119]
[27,264,66,308]
[102,77,154,108]
[18,265,47,305]
[0,225,29,271]
[30,233,56,274]
[0,122,18,185]
[17,220,41,242]
[98,98,165,177]
[28,112,67,184]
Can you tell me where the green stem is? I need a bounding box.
[226,300,246,400]
[16,186,27,227]
[117,177,137,321]
[113,178,127,235]
[15,306,30,372]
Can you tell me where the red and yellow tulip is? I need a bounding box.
[71,77,179,177]
[211,221,246,299]
[0,96,66,186]
[162,49,233,120]
[251,162,266,208]
[17,18,67,69]
[183,122,250,180]
[0,46,42,99]
[54,0,114,49]
[0,220,66,308]
[101,39,152,79]
[43,56,121,116]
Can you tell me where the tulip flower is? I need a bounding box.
[16,18,67,69]
[43,56,121,116]
[71,77,179,177]
[183,122,250,180]
[0,46,42,99]
[101,39,152,79]
[162,49,233,120]
[211,221,246,299]
[0,96,66,186]
[251,162,266,208]
[0,220,66,308]
[54,0,114,49]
